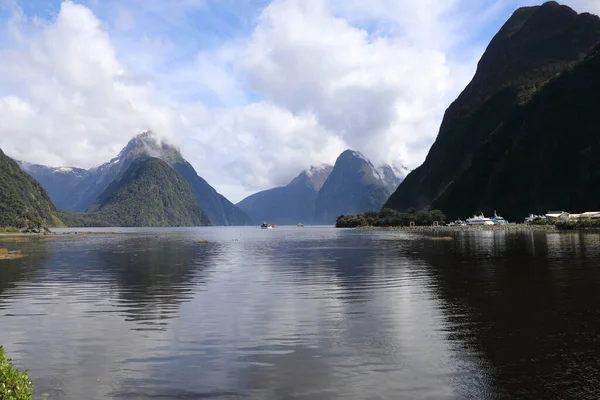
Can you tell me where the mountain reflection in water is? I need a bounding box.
[0,227,599,399]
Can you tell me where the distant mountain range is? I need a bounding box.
[238,150,404,225]
[313,150,402,224]
[237,164,333,225]
[19,132,250,225]
[18,132,251,226]
[385,1,600,221]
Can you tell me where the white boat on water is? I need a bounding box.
[525,214,546,223]
[466,214,495,226]
[491,211,508,225]
[261,222,273,229]
[447,219,467,227]
[297,223,304,227]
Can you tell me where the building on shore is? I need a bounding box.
[545,211,570,220]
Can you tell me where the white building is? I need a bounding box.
[545,211,570,220]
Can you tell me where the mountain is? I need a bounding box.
[313,150,396,224]
[16,162,89,211]
[431,38,600,220]
[172,161,251,226]
[385,2,600,218]
[0,148,64,228]
[19,132,251,226]
[236,164,333,225]
[88,157,209,227]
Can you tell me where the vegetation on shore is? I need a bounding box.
[529,218,600,229]
[336,208,446,228]
[0,346,33,399]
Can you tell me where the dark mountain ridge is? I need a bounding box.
[432,40,600,220]
[385,2,600,216]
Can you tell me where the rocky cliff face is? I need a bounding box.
[385,2,600,215]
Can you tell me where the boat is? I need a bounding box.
[525,214,546,223]
[466,214,495,226]
[491,211,508,225]
[260,222,273,229]
[297,223,304,227]
[447,219,467,227]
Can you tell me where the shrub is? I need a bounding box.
[555,218,600,230]
[335,209,446,227]
[0,346,33,400]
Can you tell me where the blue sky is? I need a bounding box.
[0,0,598,202]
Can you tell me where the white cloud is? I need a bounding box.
[239,0,478,169]
[0,1,175,167]
[1,0,599,203]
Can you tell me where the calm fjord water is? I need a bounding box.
[1,227,599,399]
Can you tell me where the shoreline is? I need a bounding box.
[353,224,557,232]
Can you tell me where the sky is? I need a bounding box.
[0,0,599,202]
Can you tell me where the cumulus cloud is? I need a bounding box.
[1,0,599,202]
[0,1,175,166]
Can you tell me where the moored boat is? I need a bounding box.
[491,211,508,224]
[466,214,495,226]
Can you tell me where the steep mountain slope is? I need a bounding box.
[385,2,600,212]
[19,132,251,225]
[89,157,209,227]
[16,162,88,211]
[173,161,251,226]
[236,164,333,225]
[432,41,600,220]
[0,148,64,228]
[314,150,392,224]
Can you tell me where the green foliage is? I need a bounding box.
[89,157,210,227]
[529,218,553,226]
[55,210,111,228]
[527,218,600,229]
[0,346,33,400]
[554,218,600,230]
[336,208,446,228]
[0,149,63,229]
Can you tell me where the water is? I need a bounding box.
[1,227,600,399]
